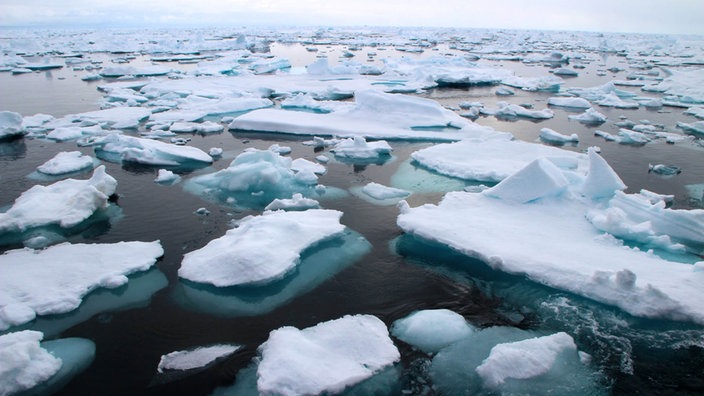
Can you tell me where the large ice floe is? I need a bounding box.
[217,315,400,395]
[230,89,494,141]
[0,240,163,330]
[398,147,704,324]
[0,330,95,396]
[90,133,213,168]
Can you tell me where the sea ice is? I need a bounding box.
[595,93,639,109]
[397,149,704,324]
[157,344,241,373]
[410,136,585,182]
[539,128,579,144]
[676,121,704,138]
[35,151,96,176]
[617,129,651,145]
[0,166,116,233]
[476,332,579,388]
[0,240,163,330]
[264,193,320,211]
[0,330,61,396]
[568,108,607,124]
[256,315,400,395]
[92,133,213,167]
[331,136,392,160]
[547,97,591,109]
[154,169,180,184]
[66,106,152,129]
[0,111,25,140]
[361,182,411,201]
[178,209,345,287]
[28,336,96,395]
[391,309,474,354]
[491,102,554,120]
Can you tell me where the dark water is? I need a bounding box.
[1,40,703,395]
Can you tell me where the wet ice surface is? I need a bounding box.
[1,26,704,395]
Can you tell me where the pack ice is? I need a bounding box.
[0,166,116,234]
[0,240,163,330]
[397,148,704,324]
[179,209,346,286]
[255,315,399,395]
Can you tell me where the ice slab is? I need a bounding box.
[0,240,163,330]
[539,128,579,145]
[66,107,152,129]
[157,344,241,373]
[0,166,116,233]
[410,136,585,182]
[568,108,607,124]
[30,337,95,396]
[397,150,704,324]
[489,102,554,120]
[35,151,96,176]
[0,330,61,396]
[331,136,392,160]
[92,133,213,167]
[256,315,399,395]
[0,111,26,140]
[547,97,591,109]
[264,193,320,211]
[172,229,370,317]
[179,209,346,287]
[391,309,474,354]
[154,169,181,185]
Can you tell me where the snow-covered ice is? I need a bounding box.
[547,97,591,109]
[178,209,345,287]
[0,240,163,330]
[264,193,320,211]
[361,182,411,201]
[539,127,579,144]
[0,330,61,395]
[568,108,607,124]
[0,166,116,233]
[154,169,181,184]
[92,133,213,167]
[0,111,26,140]
[256,315,400,395]
[157,344,241,373]
[391,309,474,354]
[397,148,704,324]
[35,151,96,176]
[331,136,392,160]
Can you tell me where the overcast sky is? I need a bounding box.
[1,0,702,35]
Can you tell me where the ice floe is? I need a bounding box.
[0,166,116,234]
[568,108,607,124]
[397,148,704,324]
[157,344,241,373]
[91,133,213,167]
[179,209,345,287]
[547,97,591,109]
[539,128,579,145]
[0,240,163,330]
[35,151,96,176]
[391,309,474,354]
[330,136,392,160]
[255,315,399,395]
[264,193,320,211]
[0,111,25,140]
[154,169,181,184]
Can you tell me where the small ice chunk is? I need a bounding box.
[553,68,578,77]
[493,102,554,120]
[568,108,607,124]
[154,169,180,184]
[475,332,578,388]
[93,133,213,166]
[178,209,345,286]
[484,158,570,203]
[268,143,292,155]
[315,155,330,163]
[0,111,25,140]
[331,136,392,159]
[257,315,400,395]
[361,182,411,200]
[391,309,474,354]
[618,129,651,145]
[676,121,704,137]
[291,158,326,175]
[208,147,223,157]
[547,97,591,109]
[581,147,626,199]
[47,127,84,142]
[36,151,95,176]
[495,87,515,96]
[157,344,241,373]
[264,193,320,211]
[0,330,62,395]
[649,164,681,176]
[539,128,579,144]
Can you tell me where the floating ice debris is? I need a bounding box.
[157,344,241,373]
[0,166,116,234]
[154,169,180,184]
[170,121,224,134]
[0,330,61,395]
[553,68,578,77]
[36,151,96,176]
[179,209,345,287]
[256,315,400,395]
[539,128,579,144]
[100,65,172,77]
[0,111,25,140]
[208,147,223,157]
[547,97,591,109]
[676,121,704,138]
[194,207,210,216]
[476,332,579,388]
[264,193,320,211]
[495,87,514,96]
[331,136,392,160]
[492,101,554,120]
[92,133,213,166]
[684,106,704,119]
[594,129,619,142]
[595,93,639,109]
[291,158,326,175]
[649,164,682,176]
[268,143,291,155]
[500,75,563,91]
[20,335,95,395]
[617,129,651,145]
[567,81,637,102]
[398,147,704,323]
[391,309,474,354]
[68,106,152,129]
[280,93,344,113]
[361,182,411,201]
[315,155,329,163]
[568,108,607,124]
[0,240,163,330]
[642,69,704,104]
[410,136,584,182]
[46,126,87,142]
